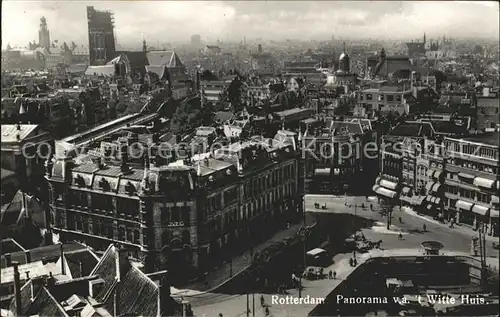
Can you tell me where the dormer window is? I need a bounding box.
[125,181,136,195]
[99,178,110,191]
[74,175,86,187]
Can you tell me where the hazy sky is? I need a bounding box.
[2,1,498,48]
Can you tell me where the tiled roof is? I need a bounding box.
[31,287,69,317]
[63,249,100,278]
[90,244,162,316]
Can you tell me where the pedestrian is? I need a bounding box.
[260,295,265,307]
[328,270,332,279]
[423,224,427,232]
[370,204,373,210]
[333,271,337,279]
[349,258,353,267]
[265,306,270,316]
[398,233,403,240]
[353,258,358,266]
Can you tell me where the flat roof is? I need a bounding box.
[459,131,500,147]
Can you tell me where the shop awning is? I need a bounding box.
[492,195,499,204]
[379,179,398,190]
[458,173,475,179]
[473,177,495,189]
[431,183,441,193]
[427,170,435,177]
[472,204,490,216]
[400,196,412,203]
[402,187,411,194]
[375,186,397,199]
[411,196,426,206]
[314,168,330,176]
[490,209,499,218]
[434,171,442,179]
[455,200,473,211]
[372,185,380,192]
[425,182,434,191]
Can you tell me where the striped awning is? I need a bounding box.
[473,177,495,189]
[472,204,489,216]
[379,179,398,190]
[455,200,473,211]
[426,196,441,205]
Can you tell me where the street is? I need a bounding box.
[304,195,499,256]
[183,195,500,316]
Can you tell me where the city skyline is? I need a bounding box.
[1,1,499,49]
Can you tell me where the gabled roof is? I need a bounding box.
[146,51,184,68]
[145,65,168,80]
[1,190,45,228]
[89,244,163,316]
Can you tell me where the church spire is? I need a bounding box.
[423,32,426,44]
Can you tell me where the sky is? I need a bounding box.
[2,1,499,48]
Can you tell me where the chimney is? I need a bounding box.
[5,253,12,266]
[59,243,66,275]
[25,250,31,263]
[25,271,30,280]
[16,122,21,130]
[13,261,22,316]
[118,137,130,173]
[157,274,171,316]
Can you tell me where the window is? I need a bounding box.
[134,230,141,244]
[161,207,170,224]
[396,95,402,102]
[387,95,394,102]
[118,227,126,240]
[366,94,373,100]
[171,206,181,222]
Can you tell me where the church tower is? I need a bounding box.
[38,17,51,50]
[338,42,350,73]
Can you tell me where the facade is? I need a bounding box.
[87,6,116,65]
[374,120,499,237]
[476,96,500,130]
[439,133,499,236]
[302,118,374,194]
[45,130,302,276]
[358,86,413,115]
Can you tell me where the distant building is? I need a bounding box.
[366,48,413,80]
[191,34,202,48]
[87,6,116,65]
[358,86,413,115]
[406,33,427,57]
[204,45,221,56]
[38,17,50,51]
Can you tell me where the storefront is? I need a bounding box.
[455,200,474,226]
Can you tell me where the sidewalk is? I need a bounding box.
[401,206,500,243]
[181,224,303,292]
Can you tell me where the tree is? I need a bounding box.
[380,199,396,230]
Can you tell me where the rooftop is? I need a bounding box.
[1,124,40,143]
[457,131,500,147]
